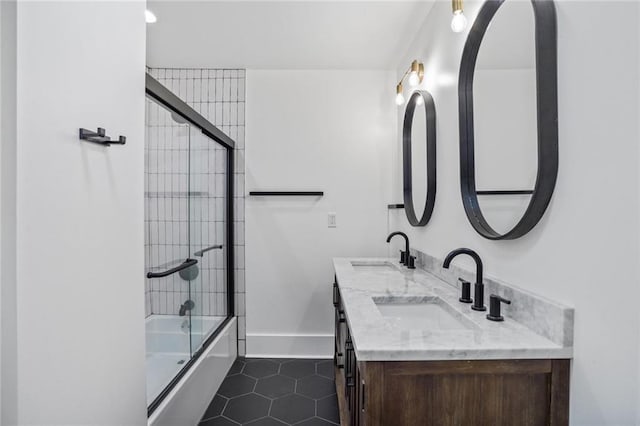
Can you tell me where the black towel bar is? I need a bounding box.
[146,258,197,279]
[79,127,126,146]
[249,191,324,196]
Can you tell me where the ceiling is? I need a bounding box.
[146,1,435,69]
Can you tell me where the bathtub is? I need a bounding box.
[147,316,236,426]
[145,314,228,406]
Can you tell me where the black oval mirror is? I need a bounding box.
[458,0,558,240]
[403,90,436,227]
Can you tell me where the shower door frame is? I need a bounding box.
[145,73,235,416]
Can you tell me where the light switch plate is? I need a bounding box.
[328,212,337,228]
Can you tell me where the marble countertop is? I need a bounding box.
[333,257,573,362]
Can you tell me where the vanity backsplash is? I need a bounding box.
[411,248,574,348]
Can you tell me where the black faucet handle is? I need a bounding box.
[407,255,416,269]
[399,250,407,265]
[458,278,473,303]
[486,294,511,322]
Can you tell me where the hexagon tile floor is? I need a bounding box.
[199,358,340,426]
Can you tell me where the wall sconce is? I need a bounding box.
[451,0,467,33]
[395,60,424,106]
[396,83,405,106]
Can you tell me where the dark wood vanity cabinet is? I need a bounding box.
[332,279,570,426]
[333,278,363,425]
[352,359,570,426]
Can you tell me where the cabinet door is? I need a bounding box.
[377,360,564,426]
[345,333,362,425]
[358,371,366,426]
[353,362,362,426]
[333,280,346,371]
[344,329,353,402]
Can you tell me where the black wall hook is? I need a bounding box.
[79,127,126,146]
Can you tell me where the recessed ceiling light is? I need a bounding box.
[145,9,157,24]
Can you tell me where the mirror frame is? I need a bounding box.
[403,90,437,227]
[458,0,558,240]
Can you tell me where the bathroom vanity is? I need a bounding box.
[332,258,573,426]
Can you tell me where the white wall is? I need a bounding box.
[390,1,640,424]
[245,70,395,357]
[12,2,147,424]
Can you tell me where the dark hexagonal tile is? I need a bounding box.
[199,416,239,426]
[201,394,228,421]
[244,417,287,425]
[223,393,271,424]
[280,360,316,379]
[270,394,315,424]
[297,375,335,399]
[243,359,279,378]
[255,374,295,398]
[217,374,256,398]
[316,360,334,379]
[317,394,340,424]
[228,359,245,375]
[295,418,337,426]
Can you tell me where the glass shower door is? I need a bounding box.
[187,127,229,354]
[146,96,229,398]
[145,72,234,414]
[144,97,194,405]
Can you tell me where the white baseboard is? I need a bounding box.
[246,333,333,358]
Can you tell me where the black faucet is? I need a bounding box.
[179,299,195,316]
[386,232,415,268]
[443,248,486,311]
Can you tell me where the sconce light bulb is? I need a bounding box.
[415,95,424,106]
[395,83,405,105]
[451,10,467,33]
[145,9,157,23]
[408,71,420,87]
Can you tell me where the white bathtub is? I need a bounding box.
[146,315,224,355]
[148,317,237,426]
[145,314,227,405]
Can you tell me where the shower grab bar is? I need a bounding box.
[146,258,198,279]
[194,244,223,257]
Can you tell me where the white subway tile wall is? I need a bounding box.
[145,68,246,354]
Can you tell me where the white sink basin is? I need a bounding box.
[374,296,475,331]
[350,261,399,273]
